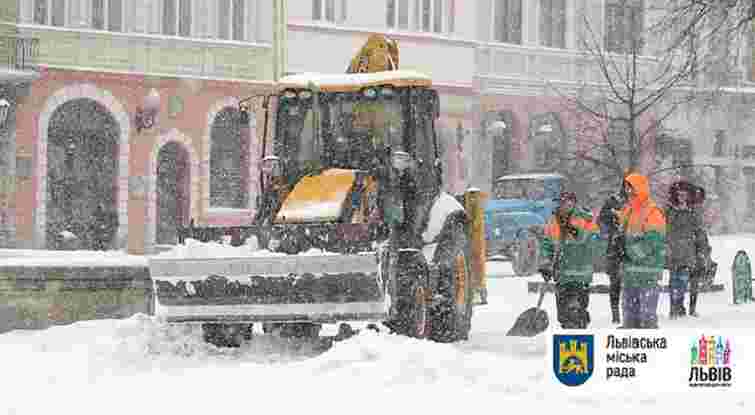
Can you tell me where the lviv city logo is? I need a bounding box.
[553,335,594,386]
[688,335,732,387]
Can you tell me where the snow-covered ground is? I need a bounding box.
[1,235,754,414]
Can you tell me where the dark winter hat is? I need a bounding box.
[669,181,697,205]
[558,191,577,202]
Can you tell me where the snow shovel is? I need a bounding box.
[506,279,549,336]
[507,239,559,337]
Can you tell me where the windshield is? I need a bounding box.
[493,178,546,200]
[275,88,408,177]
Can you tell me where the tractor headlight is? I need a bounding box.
[380,87,395,97]
[363,87,378,99]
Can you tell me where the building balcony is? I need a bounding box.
[16,24,272,82]
[695,154,755,169]
[475,42,658,96]
[0,35,41,82]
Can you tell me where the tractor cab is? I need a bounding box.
[489,173,562,219]
[485,173,563,276]
[253,70,444,253]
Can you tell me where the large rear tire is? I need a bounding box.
[429,230,474,343]
[202,323,253,348]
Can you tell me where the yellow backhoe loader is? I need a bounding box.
[148,34,487,347]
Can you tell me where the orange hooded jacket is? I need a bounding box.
[617,173,667,288]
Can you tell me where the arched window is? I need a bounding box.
[210,107,248,209]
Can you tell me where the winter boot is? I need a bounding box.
[610,291,621,324]
[688,292,698,317]
[670,287,687,319]
[618,317,638,329]
[668,291,679,320]
[641,319,659,329]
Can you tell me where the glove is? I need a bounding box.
[538,266,553,282]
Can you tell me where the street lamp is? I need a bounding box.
[135,89,161,134]
[487,120,508,136]
[0,98,10,127]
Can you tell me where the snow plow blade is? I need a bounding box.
[148,254,387,324]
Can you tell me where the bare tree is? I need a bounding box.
[544,1,747,206]
[651,0,754,89]
[654,0,754,53]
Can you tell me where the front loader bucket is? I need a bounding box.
[148,254,387,324]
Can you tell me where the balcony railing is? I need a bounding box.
[0,35,39,72]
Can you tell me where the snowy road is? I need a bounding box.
[1,235,754,414]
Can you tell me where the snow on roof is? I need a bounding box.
[277,70,432,92]
[495,173,563,181]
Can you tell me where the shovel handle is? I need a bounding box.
[535,279,548,309]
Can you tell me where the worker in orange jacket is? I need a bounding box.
[616,173,667,329]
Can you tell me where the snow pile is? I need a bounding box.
[309,329,543,392]
[153,237,340,259]
[109,314,331,364]
[0,248,148,267]
[153,237,276,259]
[422,192,465,243]
[1,234,754,414]
[110,313,217,359]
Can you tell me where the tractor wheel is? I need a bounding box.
[512,232,540,277]
[262,323,321,339]
[202,323,253,348]
[429,231,474,343]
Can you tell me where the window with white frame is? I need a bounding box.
[313,0,347,23]
[493,0,522,44]
[540,0,565,48]
[33,0,47,25]
[406,0,453,34]
[179,0,192,37]
[92,0,123,32]
[386,0,409,30]
[164,0,192,37]
[51,0,65,26]
[33,0,66,27]
[218,0,246,41]
[605,0,644,54]
[163,0,176,35]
